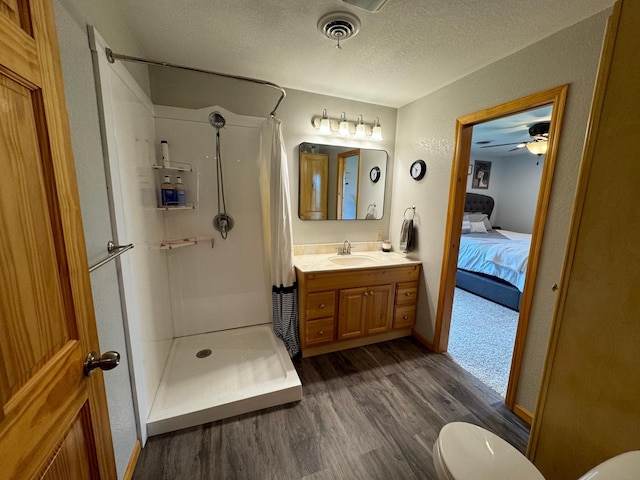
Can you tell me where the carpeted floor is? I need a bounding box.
[447,288,519,397]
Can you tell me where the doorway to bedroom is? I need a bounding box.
[433,85,569,424]
[448,106,550,399]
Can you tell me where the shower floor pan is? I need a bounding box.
[147,324,302,436]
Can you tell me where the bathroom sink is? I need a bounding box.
[328,254,380,266]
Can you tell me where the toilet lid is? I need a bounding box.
[438,422,545,480]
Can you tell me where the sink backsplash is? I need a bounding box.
[294,242,382,256]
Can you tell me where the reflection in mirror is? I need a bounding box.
[298,143,387,220]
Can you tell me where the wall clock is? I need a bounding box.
[410,159,426,180]
[369,166,381,183]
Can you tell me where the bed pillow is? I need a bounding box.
[466,212,492,231]
[461,214,471,234]
[470,220,488,233]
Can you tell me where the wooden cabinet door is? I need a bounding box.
[299,153,328,220]
[0,1,116,478]
[364,285,394,335]
[338,287,367,340]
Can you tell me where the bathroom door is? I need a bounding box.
[0,0,116,478]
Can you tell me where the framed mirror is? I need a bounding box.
[298,142,387,220]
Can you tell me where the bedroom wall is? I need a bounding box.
[391,9,610,413]
[467,153,543,232]
[492,154,544,233]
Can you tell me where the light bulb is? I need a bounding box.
[371,117,383,141]
[355,115,366,138]
[319,109,331,135]
[338,112,350,137]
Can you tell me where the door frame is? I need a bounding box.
[433,85,568,418]
[336,149,361,219]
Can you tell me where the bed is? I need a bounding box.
[455,193,530,311]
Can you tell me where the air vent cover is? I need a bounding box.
[341,0,390,13]
[318,12,361,46]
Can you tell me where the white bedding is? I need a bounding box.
[457,229,531,292]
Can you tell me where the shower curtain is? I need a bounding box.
[259,118,300,357]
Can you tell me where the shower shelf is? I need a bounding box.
[156,203,195,211]
[153,163,193,172]
[160,237,214,250]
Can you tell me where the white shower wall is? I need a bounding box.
[154,106,270,337]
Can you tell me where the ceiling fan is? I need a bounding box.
[479,121,550,152]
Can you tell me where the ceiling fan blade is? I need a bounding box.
[480,142,526,148]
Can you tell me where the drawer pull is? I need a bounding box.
[364,292,368,296]
[370,291,374,295]
[405,292,411,296]
[319,303,325,309]
[403,315,409,320]
[318,330,324,335]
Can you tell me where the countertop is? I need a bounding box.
[293,250,421,273]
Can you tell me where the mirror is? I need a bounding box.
[298,142,387,220]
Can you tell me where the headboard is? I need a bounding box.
[465,193,494,217]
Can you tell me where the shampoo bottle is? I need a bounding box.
[161,175,175,206]
[161,140,170,168]
[174,176,186,206]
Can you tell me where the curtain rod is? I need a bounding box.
[105,48,286,118]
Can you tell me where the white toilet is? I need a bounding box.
[433,422,640,480]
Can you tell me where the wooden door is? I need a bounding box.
[0,1,116,479]
[299,152,328,220]
[338,287,367,340]
[364,284,394,335]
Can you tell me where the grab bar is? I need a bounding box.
[89,241,134,273]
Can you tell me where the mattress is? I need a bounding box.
[457,229,531,292]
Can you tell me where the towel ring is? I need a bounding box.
[404,206,416,220]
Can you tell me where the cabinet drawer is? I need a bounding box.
[305,318,335,345]
[394,305,416,329]
[395,282,418,306]
[306,291,335,320]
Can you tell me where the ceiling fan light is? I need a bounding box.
[526,140,548,155]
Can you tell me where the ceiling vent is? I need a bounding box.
[318,12,361,49]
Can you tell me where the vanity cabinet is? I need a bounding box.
[297,264,420,357]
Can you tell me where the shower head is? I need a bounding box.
[209,111,226,130]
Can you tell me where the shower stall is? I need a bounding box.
[90,29,301,442]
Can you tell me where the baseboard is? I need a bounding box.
[411,329,435,351]
[123,439,141,480]
[512,403,533,425]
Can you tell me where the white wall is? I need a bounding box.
[154,106,269,336]
[53,1,146,476]
[492,155,544,233]
[391,10,609,412]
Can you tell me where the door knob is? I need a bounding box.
[84,350,120,377]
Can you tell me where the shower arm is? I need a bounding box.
[105,48,286,118]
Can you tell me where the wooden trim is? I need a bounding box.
[432,85,569,412]
[512,403,533,426]
[0,12,41,87]
[411,329,434,351]
[527,1,622,460]
[123,439,142,480]
[302,328,412,358]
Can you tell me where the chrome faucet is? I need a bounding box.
[339,239,352,255]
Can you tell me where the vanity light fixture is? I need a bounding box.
[311,111,383,141]
[338,112,350,136]
[319,109,331,135]
[371,117,383,141]
[355,115,367,138]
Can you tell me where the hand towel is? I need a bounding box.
[399,219,414,253]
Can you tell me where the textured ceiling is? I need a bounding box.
[120,0,614,108]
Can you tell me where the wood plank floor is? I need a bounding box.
[133,337,529,479]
